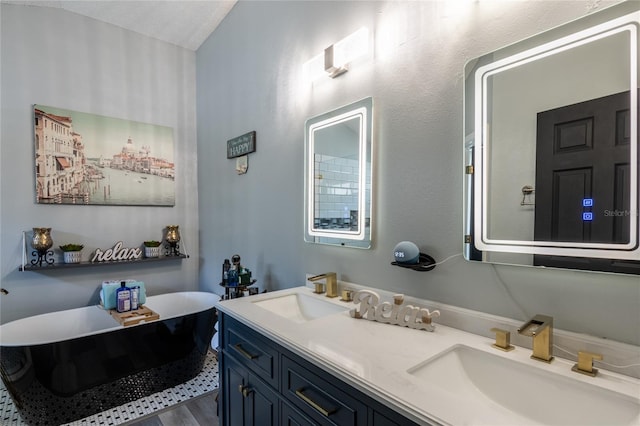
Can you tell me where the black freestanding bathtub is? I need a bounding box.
[0,291,217,425]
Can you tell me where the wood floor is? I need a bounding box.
[124,391,219,426]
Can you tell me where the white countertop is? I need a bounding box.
[216,286,640,425]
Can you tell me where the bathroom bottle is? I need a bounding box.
[227,269,238,287]
[222,259,230,284]
[130,286,139,310]
[116,281,131,312]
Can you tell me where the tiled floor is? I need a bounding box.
[0,352,219,426]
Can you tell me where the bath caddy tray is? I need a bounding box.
[109,306,159,327]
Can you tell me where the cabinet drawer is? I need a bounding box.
[372,410,407,426]
[282,356,367,426]
[281,400,316,426]
[223,315,279,388]
[371,407,422,426]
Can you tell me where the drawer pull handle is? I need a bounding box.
[238,384,253,398]
[295,388,336,417]
[233,343,258,360]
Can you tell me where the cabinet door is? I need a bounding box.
[223,351,279,426]
[222,353,248,426]
[245,371,279,426]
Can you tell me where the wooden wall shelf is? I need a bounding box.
[19,254,188,272]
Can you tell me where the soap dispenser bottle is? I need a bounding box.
[116,281,131,312]
[130,286,139,310]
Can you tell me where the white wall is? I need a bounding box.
[0,4,199,323]
[196,0,640,346]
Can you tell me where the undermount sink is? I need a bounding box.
[407,344,640,426]
[253,293,347,323]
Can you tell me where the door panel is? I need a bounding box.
[534,90,639,273]
[224,354,247,426]
[246,372,279,426]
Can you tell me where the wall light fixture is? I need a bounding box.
[304,27,369,80]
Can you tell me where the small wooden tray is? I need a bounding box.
[109,305,159,327]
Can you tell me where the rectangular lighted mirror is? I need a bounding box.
[305,97,373,248]
[464,2,640,274]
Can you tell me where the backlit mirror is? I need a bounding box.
[305,97,373,248]
[464,2,640,274]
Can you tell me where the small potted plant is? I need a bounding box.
[59,243,84,264]
[143,240,162,258]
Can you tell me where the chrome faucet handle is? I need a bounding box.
[490,327,515,352]
[572,351,603,377]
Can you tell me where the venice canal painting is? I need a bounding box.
[33,105,175,206]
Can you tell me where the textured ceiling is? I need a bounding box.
[2,0,237,50]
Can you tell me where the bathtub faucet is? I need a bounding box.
[0,288,8,295]
[308,272,338,298]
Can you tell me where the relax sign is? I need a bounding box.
[349,290,440,332]
[92,241,143,262]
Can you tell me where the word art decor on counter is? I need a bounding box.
[349,290,440,332]
[92,241,143,262]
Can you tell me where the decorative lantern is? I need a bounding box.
[31,227,54,266]
[164,225,181,256]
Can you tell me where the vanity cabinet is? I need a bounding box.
[219,313,421,426]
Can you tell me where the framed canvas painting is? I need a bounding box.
[33,105,175,206]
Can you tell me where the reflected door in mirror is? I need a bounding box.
[534,91,639,273]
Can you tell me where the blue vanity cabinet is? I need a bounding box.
[219,313,422,426]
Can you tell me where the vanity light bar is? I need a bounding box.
[303,27,369,81]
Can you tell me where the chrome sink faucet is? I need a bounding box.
[518,314,554,363]
[307,272,338,298]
